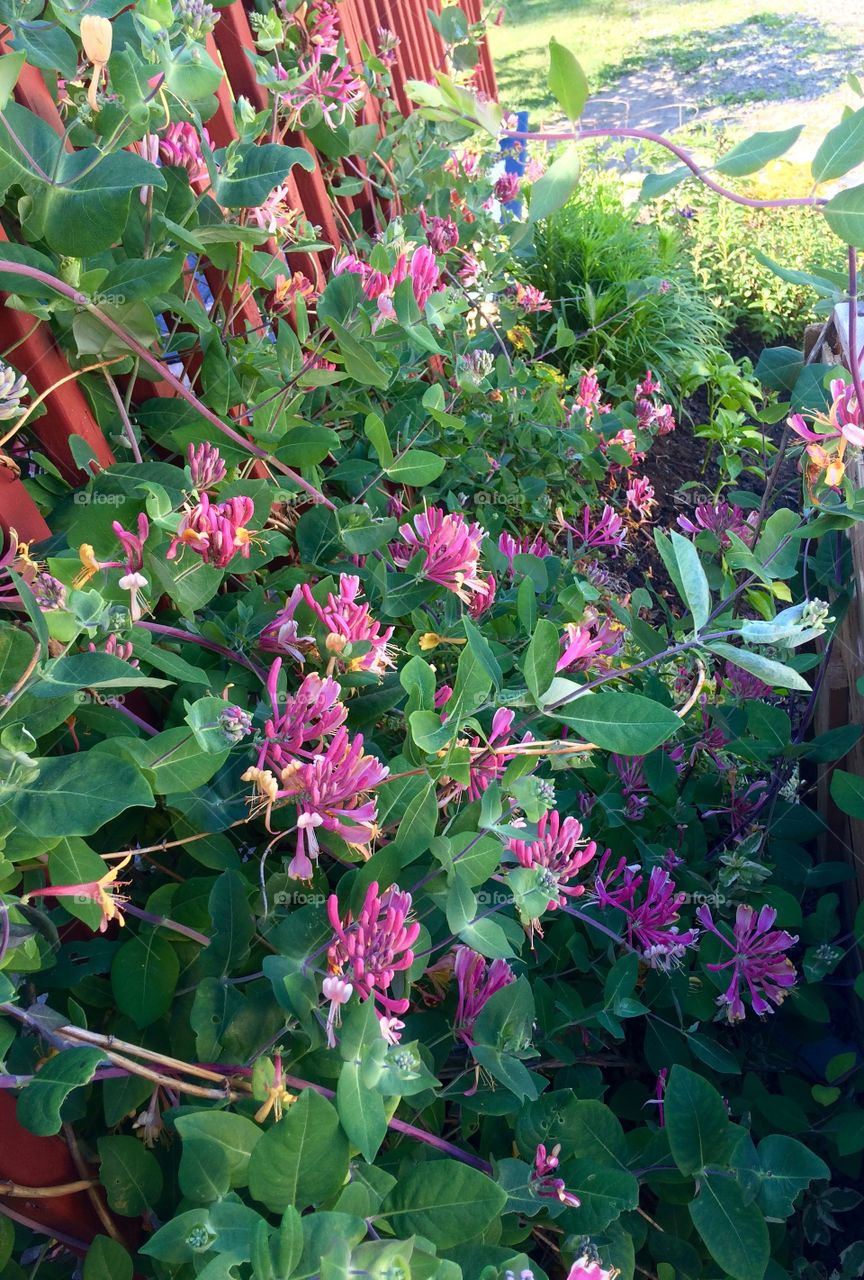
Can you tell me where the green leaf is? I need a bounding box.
[706,642,810,693]
[275,425,339,468]
[379,1160,507,1248]
[384,449,446,486]
[753,345,803,393]
[640,166,690,200]
[813,107,864,183]
[11,753,155,838]
[364,412,394,467]
[247,1090,350,1213]
[212,143,314,207]
[0,52,25,109]
[201,870,255,978]
[830,768,864,817]
[523,618,559,700]
[665,1065,736,1176]
[41,150,166,257]
[111,933,180,1028]
[106,729,228,795]
[547,37,589,122]
[84,1236,133,1280]
[527,147,581,224]
[669,531,710,631]
[17,1048,104,1136]
[33,652,170,695]
[715,126,802,176]
[823,182,864,246]
[337,1060,388,1162]
[554,689,680,754]
[11,24,77,79]
[753,1136,829,1218]
[562,1161,639,1232]
[98,1135,163,1215]
[689,1175,770,1280]
[175,1111,263,1198]
[329,320,390,389]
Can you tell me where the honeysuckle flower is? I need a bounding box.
[187,441,226,491]
[725,660,772,700]
[322,974,353,1048]
[626,475,656,517]
[453,946,515,1044]
[277,49,364,128]
[509,810,598,909]
[175,0,218,39]
[557,613,623,674]
[23,852,132,932]
[531,1142,581,1207]
[278,727,388,878]
[572,367,610,426]
[327,881,419,1013]
[467,572,497,619]
[409,244,441,309]
[248,186,305,239]
[378,1014,405,1044]
[0,363,27,419]
[301,575,395,675]
[308,0,340,52]
[376,25,399,65]
[81,15,112,109]
[654,403,676,434]
[494,171,521,203]
[512,282,552,313]
[273,271,317,312]
[596,857,698,968]
[611,753,650,820]
[393,505,491,605]
[571,504,626,552]
[159,122,210,186]
[567,1251,617,1280]
[88,634,137,666]
[258,660,346,773]
[420,209,459,254]
[677,501,755,548]
[647,1067,668,1127]
[635,369,660,398]
[696,902,798,1021]
[167,494,255,568]
[259,586,315,662]
[498,531,552,573]
[445,148,481,180]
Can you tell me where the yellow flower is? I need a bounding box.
[23,852,132,933]
[80,16,113,110]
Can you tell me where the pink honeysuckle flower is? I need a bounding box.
[677,501,756,549]
[654,403,676,435]
[570,503,626,553]
[566,1250,617,1280]
[277,49,364,127]
[22,853,132,933]
[459,707,523,801]
[498,531,552,574]
[636,369,661,398]
[309,0,340,53]
[277,726,389,878]
[247,184,303,238]
[257,660,347,775]
[87,633,137,666]
[725,660,772,700]
[445,148,481,180]
[572,367,609,426]
[524,155,546,182]
[788,375,864,487]
[606,427,644,464]
[273,271,316,311]
[458,252,482,284]
[259,586,315,663]
[159,122,210,187]
[647,1067,668,1127]
[453,946,514,1044]
[610,753,650,820]
[626,475,655,517]
[696,902,797,1022]
[322,974,352,1048]
[409,244,441,310]
[494,171,521,203]
[512,282,552,313]
[434,683,453,710]
[187,441,226,490]
[556,623,604,674]
[129,132,160,203]
[420,209,459,254]
[302,574,395,675]
[376,25,399,66]
[703,776,769,827]
[508,810,598,909]
[378,1014,405,1044]
[468,572,497,619]
[392,505,491,606]
[166,493,255,568]
[113,513,148,573]
[595,855,698,969]
[531,1143,581,1208]
[327,881,420,1014]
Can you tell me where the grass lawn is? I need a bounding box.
[487,0,855,117]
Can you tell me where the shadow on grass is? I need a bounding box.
[495,11,858,124]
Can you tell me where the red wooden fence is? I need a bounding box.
[0,0,497,542]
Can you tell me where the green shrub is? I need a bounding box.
[530,171,729,401]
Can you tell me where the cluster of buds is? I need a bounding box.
[0,363,28,421]
[187,441,226,491]
[509,811,598,912]
[218,705,253,744]
[174,0,219,39]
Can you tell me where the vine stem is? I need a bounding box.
[504,127,825,210]
[0,260,335,510]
